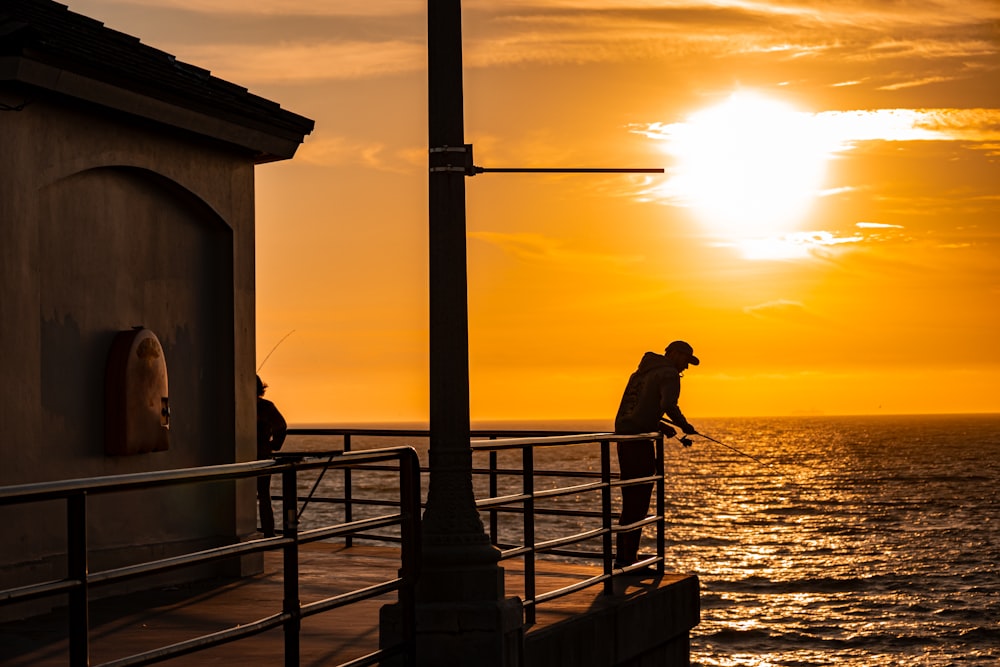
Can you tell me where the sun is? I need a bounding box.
[663,91,830,238]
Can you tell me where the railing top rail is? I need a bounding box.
[471,431,659,451]
[288,427,431,437]
[0,446,418,505]
[282,428,660,452]
[286,427,597,438]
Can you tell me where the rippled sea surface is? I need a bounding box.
[665,415,1000,667]
[288,414,1000,666]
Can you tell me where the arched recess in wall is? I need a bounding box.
[38,164,236,477]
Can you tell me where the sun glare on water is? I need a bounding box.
[664,92,832,239]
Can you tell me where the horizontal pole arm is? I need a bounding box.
[473,167,663,174]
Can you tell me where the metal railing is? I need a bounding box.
[0,428,667,663]
[473,432,665,625]
[0,446,422,667]
[284,428,667,627]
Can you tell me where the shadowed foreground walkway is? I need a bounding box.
[1,542,697,666]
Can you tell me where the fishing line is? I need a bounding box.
[295,451,339,520]
[257,329,295,373]
[690,432,783,474]
[664,422,811,489]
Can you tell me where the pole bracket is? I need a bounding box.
[429,144,476,175]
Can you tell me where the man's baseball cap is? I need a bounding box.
[665,340,700,366]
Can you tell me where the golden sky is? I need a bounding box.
[71,1,1000,424]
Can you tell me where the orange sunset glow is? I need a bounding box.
[70,1,1000,424]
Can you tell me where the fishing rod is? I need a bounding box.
[664,420,807,486]
[295,451,339,520]
[257,329,295,373]
[681,431,813,492]
[687,432,783,474]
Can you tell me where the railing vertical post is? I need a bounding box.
[282,467,300,667]
[655,434,665,575]
[67,492,89,667]
[601,439,614,594]
[399,449,421,666]
[344,433,353,548]
[488,448,498,545]
[522,444,536,625]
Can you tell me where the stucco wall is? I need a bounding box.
[0,89,260,605]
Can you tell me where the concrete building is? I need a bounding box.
[0,0,313,615]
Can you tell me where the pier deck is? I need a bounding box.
[1,542,697,666]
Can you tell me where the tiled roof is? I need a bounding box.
[1,0,314,159]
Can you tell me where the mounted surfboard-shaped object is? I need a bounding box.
[105,327,170,455]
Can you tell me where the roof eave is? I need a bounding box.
[1,55,313,163]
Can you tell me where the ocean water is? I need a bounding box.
[659,414,1000,667]
[285,414,1000,666]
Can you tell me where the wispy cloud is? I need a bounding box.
[469,231,643,268]
[722,232,861,260]
[457,1,1000,69]
[742,299,820,323]
[877,75,957,91]
[979,143,1000,157]
[806,109,963,144]
[296,136,379,169]
[717,224,911,261]
[865,38,997,61]
[80,0,999,85]
[640,108,1000,158]
[174,40,424,83]
[468,0,999,28]
[80,0,424,17]
[856,222,902,229]
[916,109,1000,142]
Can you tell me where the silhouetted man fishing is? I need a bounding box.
[256,375,287,537]
[614,340,699,571]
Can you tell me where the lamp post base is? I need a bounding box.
[381,594,524,667]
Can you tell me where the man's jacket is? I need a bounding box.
[614,351,690,434]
